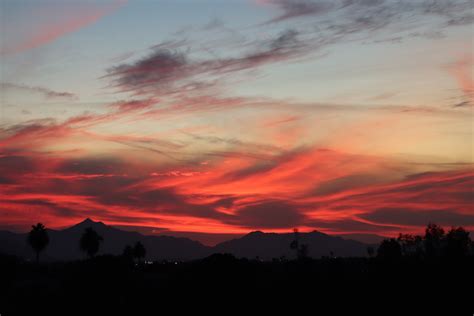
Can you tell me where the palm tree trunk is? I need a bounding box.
[36,251,39,264]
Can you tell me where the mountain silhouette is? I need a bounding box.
[0,219,209,261]
[63,218,108,233]
[215,230,369,260]
[0,219,370,261]
[334,233,386,244]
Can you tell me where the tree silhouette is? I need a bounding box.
[133,241,146,263]
[445,226,470,258]
[374,224,472,260]
[377,238,402,260]
[424,223,445,258]
[79,228,103,258]
[290,228,299,253]
[367,246,375,258]
[290,228,309,260]
[298,244,309,260]
[397,233,423,257]
[123,245,134,259]
[27,223,49,263]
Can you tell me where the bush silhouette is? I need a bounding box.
[377,238,402,260]
[446,226,470,258]
[27,223,49,263]
[79,227,103,258]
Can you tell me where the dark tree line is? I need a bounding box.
[376,223,472,260]
[123,241,147,263]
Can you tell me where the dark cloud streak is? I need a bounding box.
[0,82,77,101]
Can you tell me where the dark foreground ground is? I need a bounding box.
[2,253,473,315]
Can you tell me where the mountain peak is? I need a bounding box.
[247,230,264,235]
[79,218,105,226]
[65,218,108,232]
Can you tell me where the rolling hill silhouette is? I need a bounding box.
[0,218,370,261]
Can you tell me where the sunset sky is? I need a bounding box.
[1,0,473,244]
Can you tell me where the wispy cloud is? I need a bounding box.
[1,0,127,55]
[448,54,474,107]
[1,145,472,235]
[0,82,77,101]
[260,0,473,26]
[102,0,473,109]
[104,29,309,98]
[260,0,334,23]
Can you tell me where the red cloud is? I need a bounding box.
[1,140,472,238]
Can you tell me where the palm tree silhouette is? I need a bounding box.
[27,223,49,263]
[79,227,103,258]
[133,241,146,263]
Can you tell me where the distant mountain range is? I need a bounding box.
[0,218,372,261]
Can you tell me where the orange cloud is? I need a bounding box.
[1,92,472,237]
[1,140,472,237]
